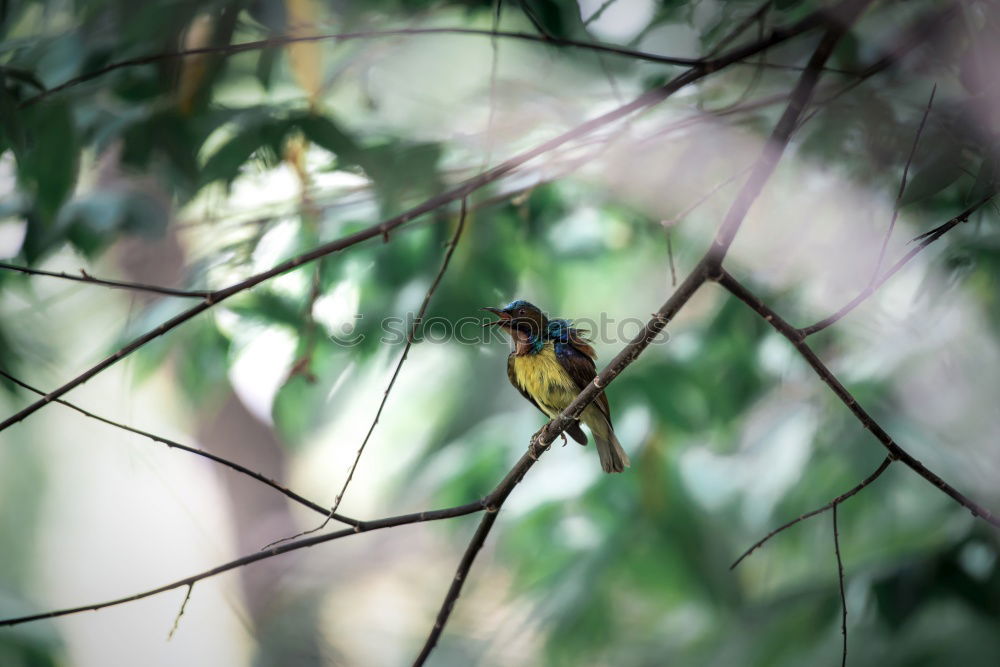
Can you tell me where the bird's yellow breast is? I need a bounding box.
[511,342,580,418]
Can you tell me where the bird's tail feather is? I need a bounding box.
[589,416,629,473]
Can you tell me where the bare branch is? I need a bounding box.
[707,0,873,266]
[665,228,677,287]
[797,5,958,129]
[413,509,500,666]
[706,0,772,58]
[263,198,469,549]
[19,24,849,109]
[871,83,937,280]
[0,368,346,523]
[0,8,831,435]
[167,584,193,641]
[730,456,891,569]
[583,0,620,27]
[0,496,491,627]
[799,194,995,336]
[715,269,1000,528]
[0,261,212,299]
[833,505,847,667]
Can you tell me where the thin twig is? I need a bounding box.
[18,24,842,109]
[707,0,873,265]
[665,228,677,287]
[706,0,772,58]
[0,261,212,299]
[661,167,750,230]
[0,10,832,435]
[0,498,490,627]
[730,456,891,569]
[482,0,503,171]
[833,505,847,667]
[583,0,619,27]
[799,194,995,336]
[167,584,193,640]
[716,269,1000,528]
[796,5,957,129]
[412,509,500,665]
[262,198,469,550]
[871,83,937,281]
[0,368,347,522]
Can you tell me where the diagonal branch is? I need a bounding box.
[0,368,347,523]
[707,0,873,265]
[716,269,1000,528]
[263,198,470,549]
[799,194,995,336]
[871,83,936,281]
[0,8,834,435]
[0,262,212,298]
[730,455,891,569]
[20,24,855,109]
[412,505,500,666]
[334,199,470,516]
[0,496,490,627]
[833,505,848,667]
[0,433,553,629]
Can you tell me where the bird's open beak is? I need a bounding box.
[481,306,510,327]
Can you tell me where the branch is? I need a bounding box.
[730,456,891,569]
[0,261,212,299]
[336,198,470,513]
[871,83,936,280]
[707,0,874,265]
[715,269,1000,528]
[0,495,491,627]
[833,505,847,667]
[0,8,832,434]
[705,0,772,58]
[19,24,849,109]
[797,4,958,129]
[0,368,347,523]
[412,507,499,665]
[799,194,995,336]
[167,584,193,640]
[264,198,469,549]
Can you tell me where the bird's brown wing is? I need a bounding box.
[507,353,588,445]
[556,343,613,427]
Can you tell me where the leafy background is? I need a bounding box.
[1,0,1000,665]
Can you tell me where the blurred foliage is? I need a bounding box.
[2,0,1000,665]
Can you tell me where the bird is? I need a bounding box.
[482,299,630,473]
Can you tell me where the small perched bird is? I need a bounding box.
[483,300,630,473]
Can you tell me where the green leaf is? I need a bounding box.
[17,101,79,223]
[228,290,304,329]
[176,322,232,406]
[293,113,368,170]
[201,116,293,186]
[899,143,965,206]
[57,188,168,258]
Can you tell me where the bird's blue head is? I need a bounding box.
[482,299,548,352]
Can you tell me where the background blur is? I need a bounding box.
[1,0,1000,665]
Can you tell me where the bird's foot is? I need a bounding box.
[528,426,552,460]
[560,432,568,447]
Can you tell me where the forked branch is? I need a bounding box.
[716,269,1000,528]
